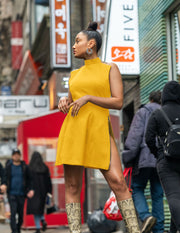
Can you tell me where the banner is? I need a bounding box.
[11,21,23,70]
[101,0,140,75]
[50,0,71,68]
[92,0,106,34]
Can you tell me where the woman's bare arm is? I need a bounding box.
[88,63,123,109]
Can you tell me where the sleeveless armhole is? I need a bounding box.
[107,63,118,170]
[105,63,112,96]
[69,69,79,82]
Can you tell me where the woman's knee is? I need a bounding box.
[65,179,82,196]
[110,176,128,194]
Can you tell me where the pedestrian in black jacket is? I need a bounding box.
[146,81,180,232]
[5,149,34,233]
[122,91,164,233]
[27,151,52,233]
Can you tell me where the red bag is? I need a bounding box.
[103,167,132,221]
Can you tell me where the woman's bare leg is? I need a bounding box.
[64,165,84,233]
[101,137,140,233]
[64,165,84,203]
[101,137,131,200]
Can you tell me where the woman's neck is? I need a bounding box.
[84,54,98,60]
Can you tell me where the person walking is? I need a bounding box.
[27,151,52,233]
[0,162,6,191]
[122,91,164,233]
[4,148,34,233]
[146,81,180,232]
[56,21,140,233]
[0,162,6,221]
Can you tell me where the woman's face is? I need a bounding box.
[72,32,89,58]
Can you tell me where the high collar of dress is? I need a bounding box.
[84,57,101,66]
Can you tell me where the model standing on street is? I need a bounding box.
[56,22,140,233]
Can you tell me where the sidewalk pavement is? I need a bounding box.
[0,222,123,233]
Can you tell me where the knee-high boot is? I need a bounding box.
[118,198,140,233]
[65,203,81,233]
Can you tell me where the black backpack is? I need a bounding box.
[160,109,180,159]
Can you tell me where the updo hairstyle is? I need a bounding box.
[81,22,102,52]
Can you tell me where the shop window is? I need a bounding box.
[173,10,180,81]
[177,11,180,81]
[30,1,49,44]
[35,5,49,30]
[167,6,180,81]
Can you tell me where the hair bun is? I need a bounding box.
[87,22,98,31]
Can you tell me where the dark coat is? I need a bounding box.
[4,160,33,196]
[27,166,52,215]
[146,81,180,172]
[122,102,160,174]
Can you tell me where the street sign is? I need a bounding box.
[50,0,71,68]
[101,0,140,75]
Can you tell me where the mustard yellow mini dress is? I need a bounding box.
[55,57,112,170]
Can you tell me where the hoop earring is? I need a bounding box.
[86,48,93,55]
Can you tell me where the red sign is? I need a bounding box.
[92,0,106,33]
[111,47,135,62]
[13,51,40,95]
[11,21,23,70]
[50,0,71,68]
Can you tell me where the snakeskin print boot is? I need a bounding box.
[66,203,81,233]
[118,198,140,233]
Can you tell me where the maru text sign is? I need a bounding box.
[0,96,49,115]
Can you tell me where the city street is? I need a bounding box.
[0,222,123,233]
[0,223,89,233]
[1,0,179,232]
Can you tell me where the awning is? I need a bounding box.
[13,50,41,95]
[31,15,52,80]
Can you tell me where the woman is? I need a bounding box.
[27,151,52,233]
[146,81,180,232]
[56,22,140,233]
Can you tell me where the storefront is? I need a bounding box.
[165,1,180,82]
[17,110,85,228]
[138,0,180,230]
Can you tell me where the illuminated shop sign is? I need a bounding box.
[50,0,71,68]
[0,96,49,115]
[102,0,140,75]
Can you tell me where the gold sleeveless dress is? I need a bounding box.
[55,57,112,170]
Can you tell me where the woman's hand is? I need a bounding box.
[58,97,70,114]
[69,95,89,117]
[0,184,6,193]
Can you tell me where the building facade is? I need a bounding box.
[138,0,180,230]
[139,0,180,103]
[0,0,180,228]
